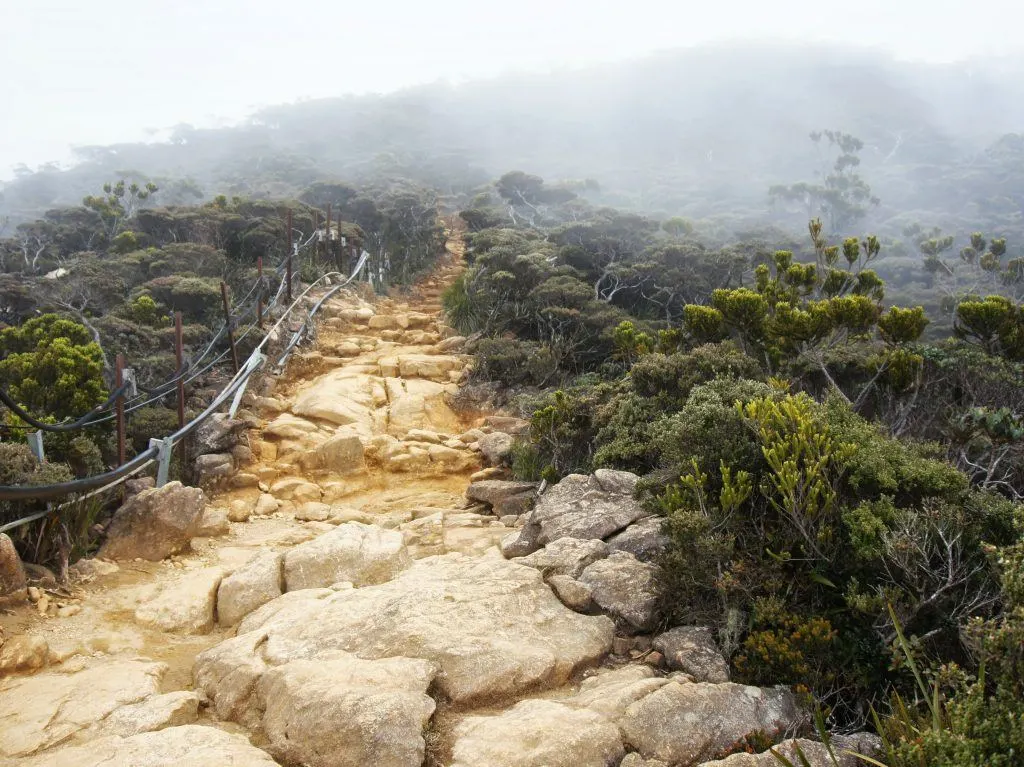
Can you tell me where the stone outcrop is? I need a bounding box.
[579,551,660,631]
[134,566,224,635]
[195,553,614,720]
[505,470,649,556]
[619,681,803,764]
[217,551,284,627]
[653,626,730,683]
[282,522,410,591]
[259,654,437,767]
[0,532,28,601]
[98,482,205,562]
[0,659,166,759]
[20,725,279,766]
[607,516,670,563]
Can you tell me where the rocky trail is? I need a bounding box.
[0,233,871,767]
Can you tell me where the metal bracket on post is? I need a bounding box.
[27,431,45,463]
[122,368,138,398]
[150,437,174,487]
[228,353,265,418]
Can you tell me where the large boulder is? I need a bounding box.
[292,371,384,427]
[579,551,660,631]
[465,480,538,508]
[653,626,730,683]
[98,482,205,562]
[194,553,614,721]
[300,433,365,474]
[0,532,28,601]
[258,655,437,767]
[217,552,284,627]
[450,699,624,767]
[698,734,882,766]
[193,413,247,455]
[134,567,224,635]
[449,666,666,767]
[0,659,165,759]
[619,681,803,765]
[194,453,234,487]
[20,725,279,766]
[102,691,201,736]
[477,431,514,466]
[518,537,610,579]
[606,517,670,563]
[283,522,410,591]
[506,470,648,556]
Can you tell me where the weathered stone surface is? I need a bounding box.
[103,691,201,736]
[0,634,50,673]
[519,537,610,578]
[620,682,802,765]
[302,433,365,473]
[0,532,27,600]
[466,479,537,508]
[264,412,321,439]
[194,452,234,486]
[258,655,437,767]
[621,754,669,767]
[484,415,531,434]
[283,522,410,591]
[295,501,332,521]
[20,725,279,766]
[451,699,625,767]
[253,492,279,517]
[0,659,165,758]
[507,470,648,556]
[607,516,670,563]
[653,626,730,683]
[500,528,539,558]
[697,735,881,767]
[478,431,514,466]
[134,567,223,634]
[99,482,205,562]
[292,372,384,426]
[194,413,247,455]
[548,574,595,611]
[195,507,229,537]
[270,477,322,502]
[217,552,284,627]
[580,551,660,631]
[195,553,614,714]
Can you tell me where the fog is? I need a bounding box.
[2,0,1021,176]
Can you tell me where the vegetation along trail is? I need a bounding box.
[0,226,866,767]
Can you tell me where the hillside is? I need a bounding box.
[3,44,1024,236]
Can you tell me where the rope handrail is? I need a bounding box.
[0,251,368,517]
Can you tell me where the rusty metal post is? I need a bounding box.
[220,282,240,373]
[325,203,332,271]
[313,209,320,267]
[256,256,264,329]
[174,312,186,469]
[115,354,126,467]
[286,208,293,302]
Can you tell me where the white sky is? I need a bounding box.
[1,0,1020,178]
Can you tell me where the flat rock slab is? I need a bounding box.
[620,681,802,765]
[259,654,437,767]
[509,470,648,556]
[0,659,166,759]
[19,725,279,766]
[283,522,410,591]
[134,566,224,635]
[195,552,614,723]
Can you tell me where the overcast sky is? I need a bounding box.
[1,0,1020,179]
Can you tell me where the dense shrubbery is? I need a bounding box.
[454,200,1024,750]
